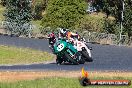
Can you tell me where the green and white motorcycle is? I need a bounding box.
[53,38,85,65]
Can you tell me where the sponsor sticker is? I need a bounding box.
[79,67,131,86]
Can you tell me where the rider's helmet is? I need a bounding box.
[48,32,55,38]
[60,28,67,37]
[60,28,67,34]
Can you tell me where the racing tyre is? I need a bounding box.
[81,50,93,62]
[79,58,85,64]
[64,52,79,65]
[75,52,85,64]
[56,57,63,65]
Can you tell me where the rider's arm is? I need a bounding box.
[71,32,78,36]
[67,32,71,39]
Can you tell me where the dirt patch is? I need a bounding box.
[0,71,80,82]
[0,28,6,34]
[0,71,132,82]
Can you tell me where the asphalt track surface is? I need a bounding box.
[0,35,132,71]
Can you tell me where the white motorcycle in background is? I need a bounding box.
[72,37,93,62]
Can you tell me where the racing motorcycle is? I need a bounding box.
[72,37,93,62]
[53,38,85,65]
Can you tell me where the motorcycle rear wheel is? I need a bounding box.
[79,57,85,64]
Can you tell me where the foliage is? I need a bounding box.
[123,1,132,37]
[103,17,117,34]
[123,1,132,44]
[94,0,132,39]
[0,4,5,21]
[75,13,105,33]
[91,0,104,12]
[32,0,48,20]
[33,2,43,20]
[0,0,6,6]
[41,0,87,29]
[4,0,32,36]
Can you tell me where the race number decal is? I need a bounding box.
[57,43,64,51]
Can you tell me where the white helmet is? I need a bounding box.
[60,28,67,34]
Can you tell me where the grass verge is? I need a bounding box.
[0,77,131,88]
[0,71,132,88]
[0,45,55,65]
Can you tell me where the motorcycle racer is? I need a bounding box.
[48,32,56,50]
[47,28,93,64]
[59,29,93,62]
[59,28,80,41]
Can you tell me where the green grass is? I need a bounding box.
[0,45,54,65]
[0,77,132,88]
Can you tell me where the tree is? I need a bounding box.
[32,0,48,20]
[123,0,132,44]
[99,0,132,44]
[4,0,32,36]
[1,0,6,6]
[41,0,87,29]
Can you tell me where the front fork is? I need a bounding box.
[67,49,74,58]
[82,47,92,58]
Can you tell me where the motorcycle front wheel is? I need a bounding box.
[76,52,85,64]
[64,52,79,65]
[81,50,93,62]
[56,56,63,65]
